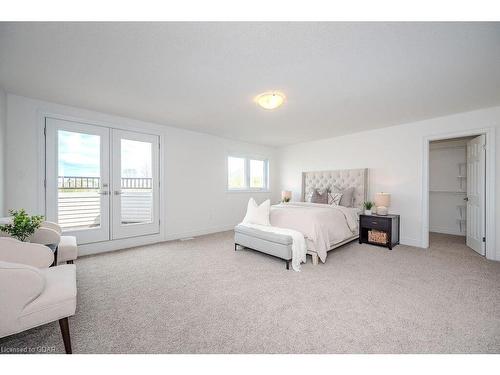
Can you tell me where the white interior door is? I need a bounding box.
[111,129,160,239]
[45,118,110,244]
[466,134,486,255]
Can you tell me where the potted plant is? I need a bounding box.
[0,209,44,242]
[363,201,375,215]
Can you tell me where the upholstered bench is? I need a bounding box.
[234,224,293,269]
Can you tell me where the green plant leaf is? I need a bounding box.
[0,209,45,242]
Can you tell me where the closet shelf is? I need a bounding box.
[429,190,466,194]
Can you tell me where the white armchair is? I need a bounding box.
[31,221,78,265]
[0,237,54,268]
[0,238,77,353]
[29,225,60,247]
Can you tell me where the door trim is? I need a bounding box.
[422,127,496,260]
[38,111,165,251]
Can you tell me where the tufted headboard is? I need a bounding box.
[301,168,368,208]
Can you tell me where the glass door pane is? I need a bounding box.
[112,129,159,239]
[58,130,102,230]
[45,118,110,244]
[120,139,153,225]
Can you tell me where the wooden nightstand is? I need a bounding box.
[359,214,400,250]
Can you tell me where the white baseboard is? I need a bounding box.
[163,224,235,242]
[429,226,465,236]
[79,224,426,257]
[78,234,164,256]
[400,237,422,248]
[78,224,237,257]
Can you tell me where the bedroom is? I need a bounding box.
[1,2,500,373]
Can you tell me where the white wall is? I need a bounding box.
[4,94,278,253]
[429,139,469,236]
[5,92,500,260]
[0,88,6,215]
[278,106,500,260]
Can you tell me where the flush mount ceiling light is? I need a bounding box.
[255,91,285,110]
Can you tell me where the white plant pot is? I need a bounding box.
[364,209,372,215]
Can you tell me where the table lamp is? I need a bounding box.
[281,190,292,203]
[375,192,391,215]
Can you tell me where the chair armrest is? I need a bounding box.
[30,227,61,246]
[41,221,62,235]
[0,261,45,337]
[0,238,54,268]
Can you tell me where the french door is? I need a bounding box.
[45,118,160,244]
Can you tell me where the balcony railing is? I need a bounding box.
[58,176,152,189]
[121,177,152,189]
[57,176,153,229]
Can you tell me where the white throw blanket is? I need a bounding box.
[239,222,307,272]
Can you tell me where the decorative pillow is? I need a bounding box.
[311,189,328,204]
[242,198,271,226]
[328,191,343,206]
[333,186,355,207]
[305,188,327,202]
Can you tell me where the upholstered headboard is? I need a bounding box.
[301,168,368,208]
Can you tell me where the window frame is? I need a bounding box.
[226,155,269,193]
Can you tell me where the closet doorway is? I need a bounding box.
[428,135,486,255]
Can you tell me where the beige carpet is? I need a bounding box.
[1,231,499,354]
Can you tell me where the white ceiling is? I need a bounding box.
[1,22,499,146]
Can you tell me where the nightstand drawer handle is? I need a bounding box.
[371,221,378,225]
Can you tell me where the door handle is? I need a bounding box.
[98,191,108,195]
[114,190,122,195]
[464,197,469,201]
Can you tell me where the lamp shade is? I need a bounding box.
[375,193,391,207]
[281,191,292,200]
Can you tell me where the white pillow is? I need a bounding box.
[242,198,271,226]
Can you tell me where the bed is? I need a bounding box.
[234,168,368,268]
[271,168,368,265]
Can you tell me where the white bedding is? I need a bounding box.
[270,202,359,263]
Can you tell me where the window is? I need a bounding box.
[250,159,265,188]
[227,156,269,191]
[227,157,246,189]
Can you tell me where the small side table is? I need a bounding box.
[46,243,59,267]
[359,214,400,250]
